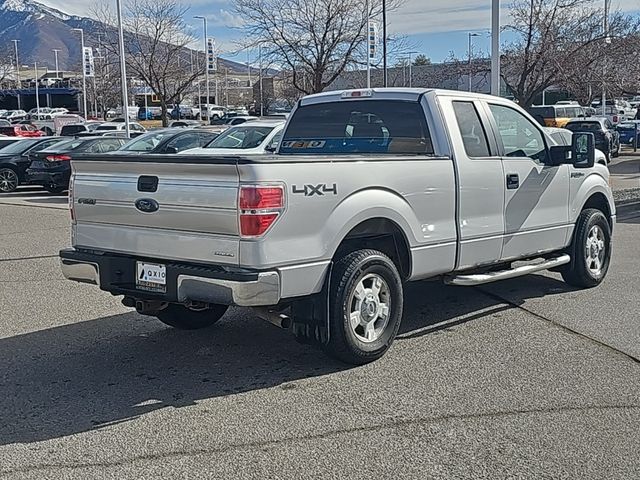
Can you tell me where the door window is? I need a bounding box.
[452,101,491,157]
[167,133,201,152]
[489,104,548,163]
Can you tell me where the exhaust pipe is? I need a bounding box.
[253,307,292,329]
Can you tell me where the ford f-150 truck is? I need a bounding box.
[60,88,615,364]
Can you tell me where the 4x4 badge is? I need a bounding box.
[292,183,338,196]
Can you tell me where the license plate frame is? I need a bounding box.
[136,261,167,293]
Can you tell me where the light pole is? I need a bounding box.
[490,0,500,96]
[71,28,88,119]
[468,33,480,92]
[259,44,263,116]
[602,0,611,116]
[34,62,40,114]
[382,0,387,87]
[116,0,130,137]
[194,16,210,121]
[366,0,370,88]
[12,39,21,109]
[52,49,60,80]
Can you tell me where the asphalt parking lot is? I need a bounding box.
[0,187,639,479]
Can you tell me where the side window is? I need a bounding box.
[167,133,201,152]
[29,140,60,152]
[84,142,103,153]
[100,140,123,152]
[198,133,216,146]
[489,104,548,162]
[604,119,613,130]
[555,107,567,118]
[267,131,283,150]
[452,101,491,157]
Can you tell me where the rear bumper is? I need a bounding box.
[59,248,281,307]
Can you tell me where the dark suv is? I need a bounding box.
[564,117,620,162]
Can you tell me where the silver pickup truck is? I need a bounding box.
[60,88,615,364]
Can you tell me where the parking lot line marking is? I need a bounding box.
[478,287,640,366]
[0,254,58,263]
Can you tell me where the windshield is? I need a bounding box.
[0,139,41,154]
[565,122,601,132]
[206,126,274,149]
[120,131,175,152]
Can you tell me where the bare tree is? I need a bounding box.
[501,0,638,106]
[92,0,203,125]
[0,47,15,89]
[235,0,404,95]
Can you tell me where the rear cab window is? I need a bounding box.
[280,100,434,155]
[452,101,491,157]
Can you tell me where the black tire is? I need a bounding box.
[155,303,228,330]
[44,185,66,194]
[0,167,19,193]
[561,209,612,288]
[323,249,404,365]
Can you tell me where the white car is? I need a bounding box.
[200,104,226,120]
[182,120,284,155]
[2,110,27,122]
[94,122,147,137]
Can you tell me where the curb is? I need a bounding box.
[613,187,640,205]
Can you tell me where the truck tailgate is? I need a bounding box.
[70,155,240,265]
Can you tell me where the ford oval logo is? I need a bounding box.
[135,198,159,213]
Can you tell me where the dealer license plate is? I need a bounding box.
[136,262,167,292]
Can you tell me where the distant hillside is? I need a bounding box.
[0,0,276,75]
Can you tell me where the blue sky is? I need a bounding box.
[43,0,640,64]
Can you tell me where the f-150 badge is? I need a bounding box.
[292,184,338,196]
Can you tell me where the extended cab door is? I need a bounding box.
[484,102,570,261]
[442,97,505,269]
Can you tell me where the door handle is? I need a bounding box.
[506,173,520,190]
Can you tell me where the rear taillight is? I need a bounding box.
[46,155,71,162]
[238,185,284,237]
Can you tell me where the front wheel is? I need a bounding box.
[155,303,228,330]
[44,184,66,194]
[0,167,19,193]
[561,209,612,288]
[323,249,404,365]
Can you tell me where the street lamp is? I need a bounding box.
[468,33,481,92]
[602,0,611,116]
[382,0,387,87]
[116,0,130,137]
[11,39,21,109]
[52,49,60,80]
[490,0,500,96]
[194,15,210,121]
[34,62,40,114]
[71,28,88,119]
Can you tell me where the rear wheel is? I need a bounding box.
[0,167,19,193]
[323,249,404,365]
[155,303,228,330]
[44,184,65,194]
[561,209,612,288]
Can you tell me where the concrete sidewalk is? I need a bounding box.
[610,151,640,193]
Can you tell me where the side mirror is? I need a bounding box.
[264,144,277,153]
[165,146,179,154]
[572,132,595,169]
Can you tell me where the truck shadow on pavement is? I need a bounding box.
[0,274,576,446]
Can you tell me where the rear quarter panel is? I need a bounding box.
[237,157,457,296]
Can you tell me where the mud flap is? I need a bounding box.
[291,262,333,346]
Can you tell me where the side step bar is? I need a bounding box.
[445,254,571,286]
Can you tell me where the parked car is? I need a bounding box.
[170,105,200,120]
[168,120,202,128]
[90,122,147,137]
[26,137,127,193]
[528,104,589,128]
[137,106,162,120]
[27,107,52,120]
[200,104,226,120]
[2,110,28,122]
[209,115,259,127]
[116,129,218,154]
[0,124,44,137]
[182,120,284,156]
[60,123,94,136]
[60,88,614,364]
[0,120,11,128]
[564,117,620,161]
[615,120,640,146]
[0,137,67,193]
